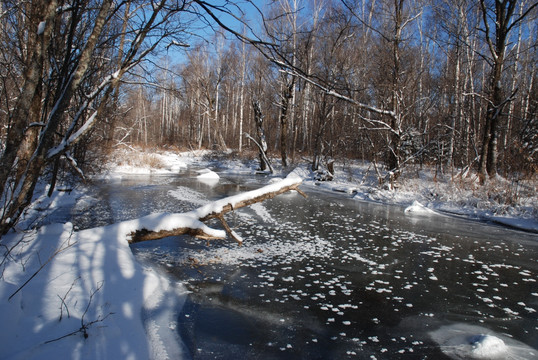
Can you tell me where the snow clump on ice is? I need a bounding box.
[196,168,219,180]
[468,334,508,358]
[404,200,436,215]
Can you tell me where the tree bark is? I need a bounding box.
[280,77,295,167]
[252,100,272,172]
[0,0,57,199]
[476,0,534,182]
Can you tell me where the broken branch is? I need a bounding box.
[217,215,243,245]
[128,227,223,243]
[127,176,304,244]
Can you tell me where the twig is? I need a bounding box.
[58,276,80,321]
[45,281,114,344]
[8,231,76,301]
[217,215,243,245]
[82,281,103,327]
[44,312,114,344]
[0,230,34,278]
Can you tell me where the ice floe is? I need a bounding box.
[430,323,536,359]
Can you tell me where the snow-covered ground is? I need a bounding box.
[0,148,536,360]
[292,159,538,233]
[107,148,538,234]
[0,179,202,359]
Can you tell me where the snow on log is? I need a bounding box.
[127,175,304,244]
[124,213,227,243]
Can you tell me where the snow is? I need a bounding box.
[196,168,219,179]
[0,218,184,359]
[1,148,536,360]
[468,335,508,358]
[404,200,437,215]
[168,186,208,205]
[47,109,99,159]
[196,168,219,186]
[120,212,227,240]
[296,160,537,233]
[190,174,301,221]
[102,149,209,176]
[0,154,301,359]
[429,323,536,359]
[37,21,46,35]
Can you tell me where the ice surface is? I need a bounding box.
[430,323,536,359]
[168,186,209,205]
[3,148,537,360]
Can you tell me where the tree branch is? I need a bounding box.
[278,66,397,120]
[244,132,274,173]
[128,177,304,244]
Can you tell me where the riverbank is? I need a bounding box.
[108,148,538,233]
[0,147,536,360]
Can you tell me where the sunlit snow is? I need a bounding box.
[1,149,536,360]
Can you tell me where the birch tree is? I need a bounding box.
[0,0,241,236]
[476,0,538,182]
[265,0,305,167]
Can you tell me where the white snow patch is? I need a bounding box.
[197,168,219,180]
[405,201,436,215]
[430,323,536,360]
[168,187,209,205]
[0,221,186,360]
[344,252,378,266]
[189,175,301,221]
[250,203,275,223]
[37,21,46,35]
[469,335,508,358]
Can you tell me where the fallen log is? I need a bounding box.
[127,176,305,245]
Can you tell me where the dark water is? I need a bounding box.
[74,172,538,359]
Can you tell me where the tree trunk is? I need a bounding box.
[477,0,521,183]
[280,77,295,167]
[129,176,304,244]
[0,0,113,235]
[0,0,57,199]
[386,0,404,178]
[252,101,272,172]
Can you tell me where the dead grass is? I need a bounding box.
[113,150,166,169]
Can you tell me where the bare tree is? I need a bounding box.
[477,0,538,182]
[0,0,236,237]
[247,100,273,173]
[265,0,306,167]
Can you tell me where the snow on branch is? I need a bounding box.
[47,109,100,159]
[244,132,274,174]
[127,175,305,244]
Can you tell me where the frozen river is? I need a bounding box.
[76,171,537,359]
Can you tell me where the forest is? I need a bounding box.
[0,0,537,235]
